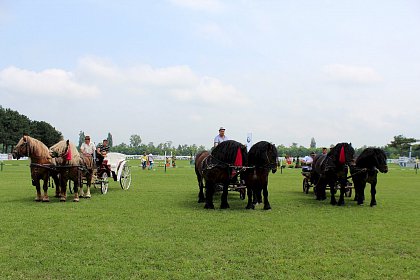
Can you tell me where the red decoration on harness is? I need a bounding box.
[66,147,72,161]
[339,146,345,164]
[234,147,242,166]
[231,147,243,177]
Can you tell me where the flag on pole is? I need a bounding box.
[246,133,253,152]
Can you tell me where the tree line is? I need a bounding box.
[0,106,62,153]
[1,106,419,158]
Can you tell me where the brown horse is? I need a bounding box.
[49,140,91,202]
[12,135,59,202]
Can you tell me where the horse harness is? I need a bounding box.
[200,154,252,179]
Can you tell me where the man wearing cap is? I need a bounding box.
[80,135,96,157]
[214,127,228,147]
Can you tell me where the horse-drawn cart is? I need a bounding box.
[301,166,353,197]
[93,152,132,194]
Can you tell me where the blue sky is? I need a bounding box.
[1,0,419,149]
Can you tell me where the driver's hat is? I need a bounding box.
[219,127,226,131]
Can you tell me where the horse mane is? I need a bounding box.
[356,147,387,166]
[211,140,248,165]
[248,141,278,166]
[327,142,354,165]
[50,140,81,165]
[16,135,52,162]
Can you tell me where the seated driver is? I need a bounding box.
[301,152,316,171]
[96,139,110,167]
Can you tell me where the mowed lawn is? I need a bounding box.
[0,159,418,279]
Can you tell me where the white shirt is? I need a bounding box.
[214,135,228,147]
[302,155,314,165]
[80,142,96,155]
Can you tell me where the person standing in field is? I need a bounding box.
[148,153,154,170]
[141,152,147,170]
[214,127,228,147]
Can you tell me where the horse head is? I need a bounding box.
[269,143,279,173]
[12,135,30,159]
[374,148,388,173]
[49,140,72,163]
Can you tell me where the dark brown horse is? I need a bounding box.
[311,142,355,206]
[350,148,388,206]
[12,135,59,202]
[196,140,248,209]
[244,141,278,210]
[49,140,89,202]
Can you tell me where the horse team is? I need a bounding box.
[12,135,388,208]
[195,140,388,209]
[12,135,93,202]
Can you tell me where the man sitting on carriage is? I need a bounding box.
[80,135,96,158]
[96,139,110,168]
[301,152,316,172]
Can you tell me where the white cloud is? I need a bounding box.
[169,0,224,12]
[0,66,100,98]
[322,64,383,85]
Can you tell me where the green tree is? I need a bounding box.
[387,135,418,157]
[78,131,85,148]
[107,132,113,148]
[129,134,142,148]
[310,137,316,148]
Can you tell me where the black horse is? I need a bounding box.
[244,141,278,210]
[311,143,355,205]
[197,140,248,209]
[350,148,388,206]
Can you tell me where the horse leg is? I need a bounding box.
[330,181,337,205]
[356,181,366,205]
[85,174,92,198]
[197,175,205,203]
[204,182,215,209]
[52,173,60,198]
[370,181,377,207]
[262,179,271,210]
[42,176,50,202]
[60,177,67,202]
[220,184,229,209]
[245,184,254,209]
[33,179,42,202]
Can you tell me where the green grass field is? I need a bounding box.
[0,160,418,279]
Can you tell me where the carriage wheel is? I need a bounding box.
[120,165,131,190]
[302,178,310,194]
[101,172,109,194]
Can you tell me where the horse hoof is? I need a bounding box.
[331,201,337,205]
[263,205,272,210]
[245,204,255,210]
[42,198,50,202]
[73,199,79,202]
[85,194,91,199]
[370,202,377,207]
[220,203,230,209]
[204,203,214,209]
[198,198,205,203]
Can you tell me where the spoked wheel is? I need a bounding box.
[120,165,131,190]
[101,172,109,194]
[302,178,310,194]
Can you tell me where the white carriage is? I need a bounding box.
[93,152,132,194]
